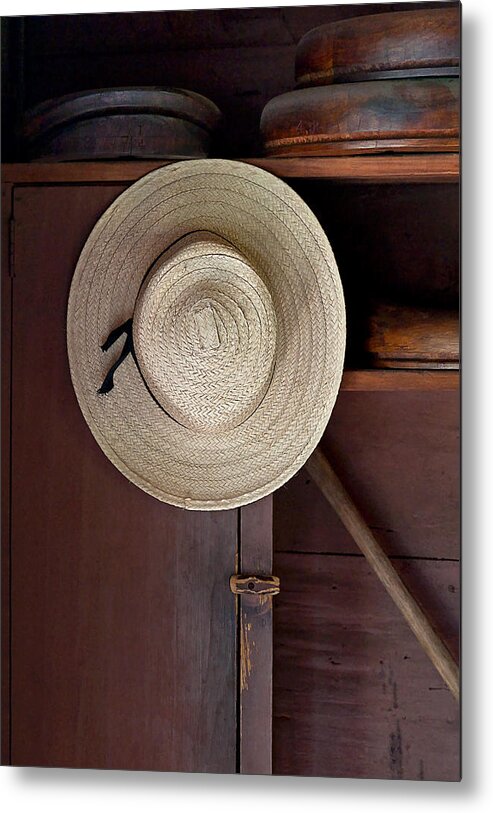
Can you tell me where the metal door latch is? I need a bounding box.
[229,575,280,596]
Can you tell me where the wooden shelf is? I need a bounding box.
[245,154,459,184]
[341,369,459,391]
[2,153,459,185]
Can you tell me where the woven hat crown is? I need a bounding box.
[133,231,277,434]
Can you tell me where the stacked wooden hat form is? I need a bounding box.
[260,6,460,157]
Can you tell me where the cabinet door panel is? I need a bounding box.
[10,186,237,772]
[273,554,459,781]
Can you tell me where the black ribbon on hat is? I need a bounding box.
[97,319,134,395]
[97,319,172,419]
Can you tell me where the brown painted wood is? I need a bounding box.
[2,162,177,183]
[23,7,304,54]
[305,448,459,700]
[264,137,459,158]
[2,153,460,184]
[0,185,462,376]
[239,496,275,775]
[244,154,460,183]
[27,115,212,162]
[7,184,238,771]
[341,369,458,391]
[1,182,13,765]
[275,390,459,561]
[273,553,460,780]
[366,303,459,369]
[296,7,460,87]
[261,79,459,157]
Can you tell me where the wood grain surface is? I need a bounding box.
[275,391,459,560]
[26,115,212,161]
[366,303,459,369]
[305,448,459,700]
[23,87,220,141]
[340,370,458,392]
[1,182,13,764]
[7,185,238,771]
[295,7,460,87]
[238,497,275,775]
[260,79,459,157]
[2,153,460,184]
[22,43,297,159]
[273,553,459,780]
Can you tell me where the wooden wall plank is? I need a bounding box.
[239,496,274,775]
[275,391,459,560]
[273,553,460,780]
[244,154,460,183]
[1,182,13,765]
[341,370,459,391]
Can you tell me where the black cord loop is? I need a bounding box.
[97,319,134,395]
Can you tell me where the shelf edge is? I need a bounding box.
[341,369,459,392]
[2,153,459,184]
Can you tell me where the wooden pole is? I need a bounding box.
[305,446,459,702]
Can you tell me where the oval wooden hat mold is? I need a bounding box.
[366,303,459,370]
[295,7,460,87]
[260,78,459,157]
[23,87,221,161]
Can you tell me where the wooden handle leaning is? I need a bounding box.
[305,447,459,702]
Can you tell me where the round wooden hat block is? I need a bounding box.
[23,87,221,161]
[260,78,459,157]
[295,6,460,87]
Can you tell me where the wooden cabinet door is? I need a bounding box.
[2,183,272,773]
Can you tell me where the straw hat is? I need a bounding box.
[67,159,345,510]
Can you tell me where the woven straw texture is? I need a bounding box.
[67,159,345,510]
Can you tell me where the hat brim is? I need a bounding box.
[67,159,345,510]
